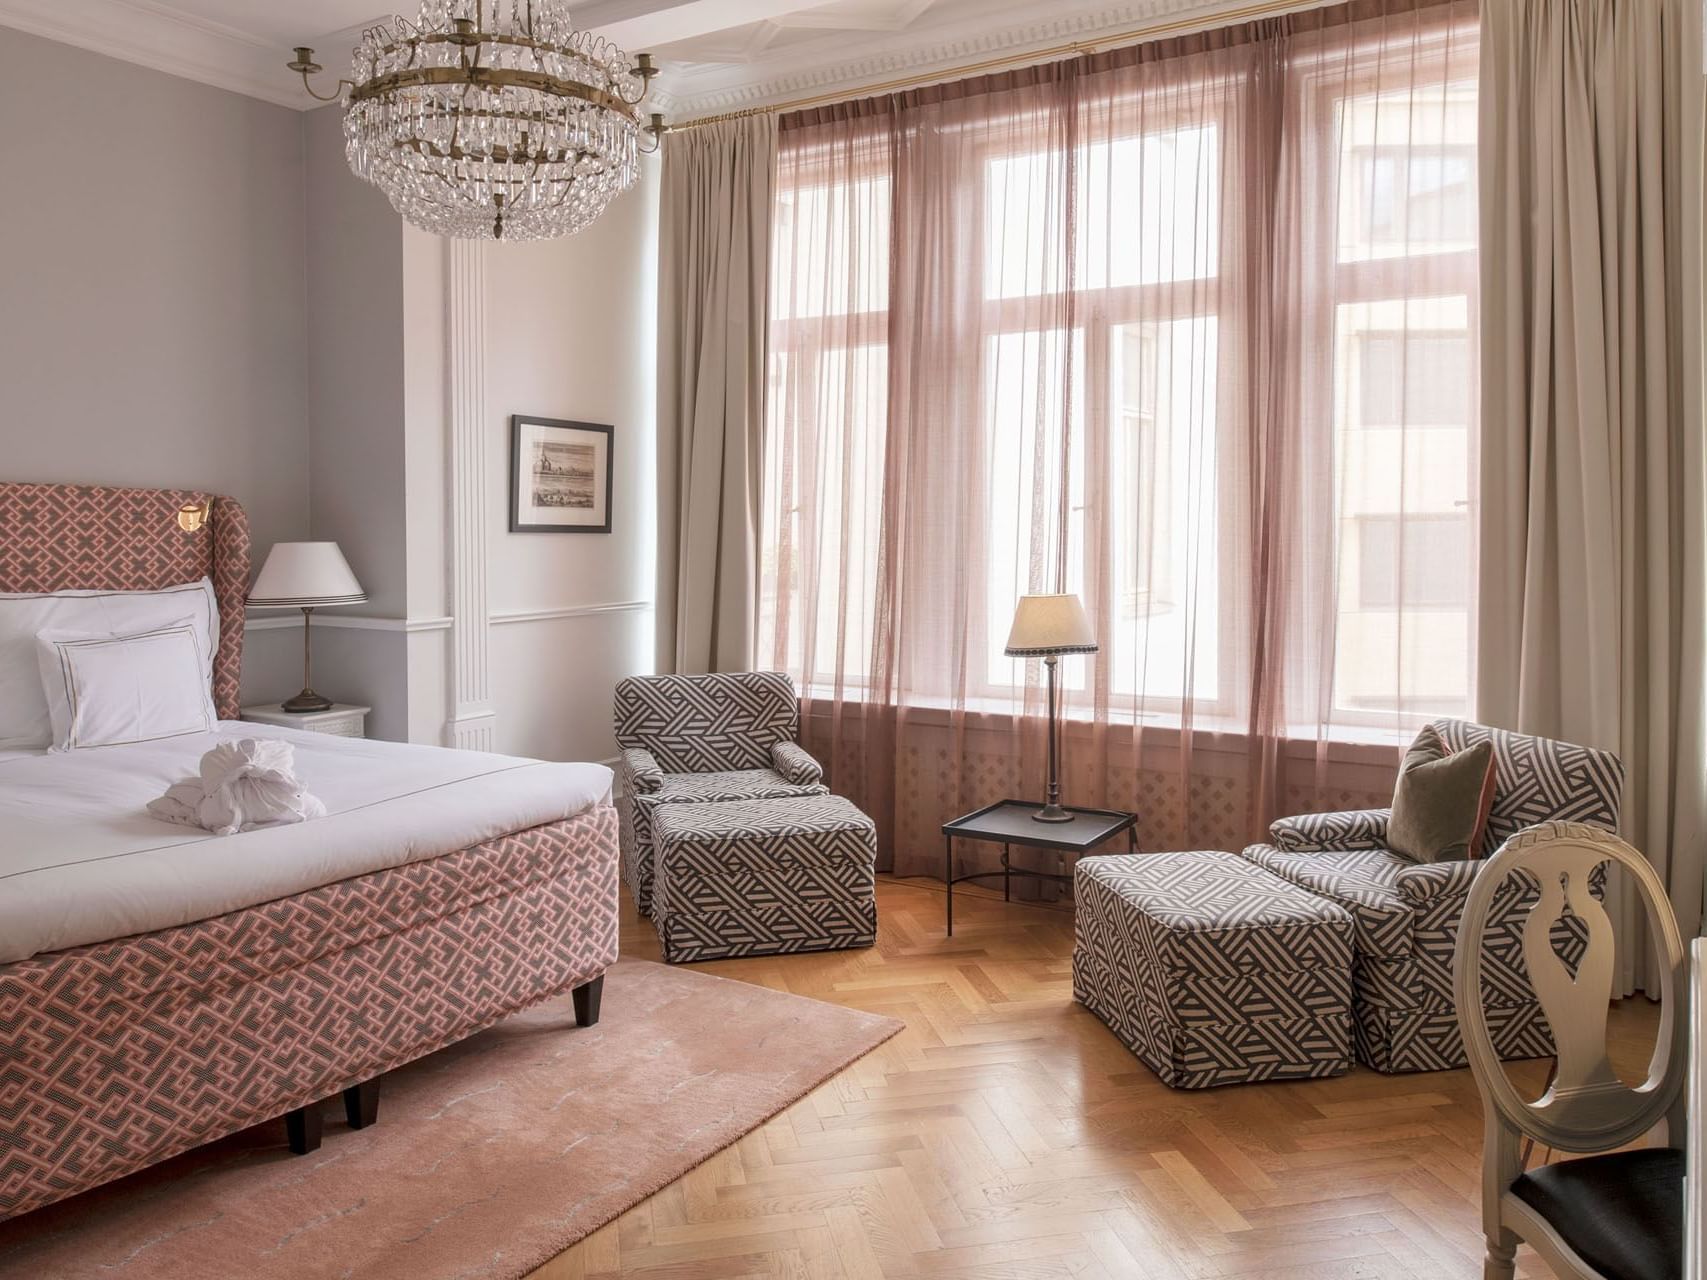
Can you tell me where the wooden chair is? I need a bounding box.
[1454,821,1687,1280]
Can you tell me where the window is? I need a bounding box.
[984,127,1221,299]
[1357,513,1472,608]
[760,12,1479,738]
[760,165,892,683]
[1104,317,1222,703]
[982,326,1086,690]
[1340,143,1476,260]
[1327,70,1479,722]
[1357,331,1472,427]
[978,123,1226,704]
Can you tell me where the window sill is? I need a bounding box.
[795,686,1411,767]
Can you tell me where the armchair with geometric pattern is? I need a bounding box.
[613,671,828,918]
[1240,719,1624,1073]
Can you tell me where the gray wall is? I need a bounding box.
[304,103,408,620]
[0,28,309,701]
[0,31,662,747]
[298,104,412,739]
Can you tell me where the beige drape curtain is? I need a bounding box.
[1478,0,1707,987]
[656,116,779,674]
[761,0,1481,877]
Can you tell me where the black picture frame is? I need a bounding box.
[508,415,614,533]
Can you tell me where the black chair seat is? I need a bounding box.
[1511,1147,1684,1280]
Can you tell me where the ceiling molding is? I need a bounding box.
[654,0,1297,117]
[0,0,1277,119]
[0,0,313,108]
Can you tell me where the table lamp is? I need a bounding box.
[1005,593,1097,822]
[248,542,367,713]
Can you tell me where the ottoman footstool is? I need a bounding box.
[652,794,878,963]
[1074,851,1356,1088]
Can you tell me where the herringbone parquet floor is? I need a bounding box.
[530,877,1662,1280]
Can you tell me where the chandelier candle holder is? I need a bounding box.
[290,1,665,241]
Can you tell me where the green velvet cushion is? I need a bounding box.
[1387,725,1495,864]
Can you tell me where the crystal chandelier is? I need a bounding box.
[289,1,664,241]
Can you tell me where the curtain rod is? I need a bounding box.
[665,0,1329,131]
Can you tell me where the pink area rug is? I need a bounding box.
[0,960,900,1280]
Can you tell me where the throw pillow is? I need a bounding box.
[1387,725,1497,863]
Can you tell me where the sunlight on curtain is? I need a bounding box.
[760,0,1480,873]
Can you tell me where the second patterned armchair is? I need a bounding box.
[613,671,828,917]
[1240,719,1623,1073]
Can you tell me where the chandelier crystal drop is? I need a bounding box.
[327,0,657,241]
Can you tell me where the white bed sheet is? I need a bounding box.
[0,723,613,964]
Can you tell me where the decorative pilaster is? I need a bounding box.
[446,238,496,750]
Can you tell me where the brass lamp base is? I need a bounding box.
[281,689,334,714]
[1030,653,1076,822]
[279,607,333,714]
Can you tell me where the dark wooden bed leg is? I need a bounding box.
[343,1077,381,1130]
[573,974,604,1027]
[286,1104,323,1155]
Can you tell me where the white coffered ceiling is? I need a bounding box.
[0,0,1277,117]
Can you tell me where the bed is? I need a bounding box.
[0,483,620,1222]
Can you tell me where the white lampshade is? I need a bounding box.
[1004,593,1097,656]
[248,542,367,608]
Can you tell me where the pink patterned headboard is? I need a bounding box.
[0,484,251,718]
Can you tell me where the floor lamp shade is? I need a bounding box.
[248,542,367,713]
[1006,594,1096,822]
[1005,594,1097,657]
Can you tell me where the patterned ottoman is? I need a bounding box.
[1073,851,1356,1088]
[652,794,878,963]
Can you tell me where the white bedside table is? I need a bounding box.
[240,703,370,739]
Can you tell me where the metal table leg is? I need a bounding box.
[945,834,954,937]
[1003,843,1011,902]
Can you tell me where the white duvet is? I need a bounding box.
[0,723,613,965]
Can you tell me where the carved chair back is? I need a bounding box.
[1455,821,1687,1156]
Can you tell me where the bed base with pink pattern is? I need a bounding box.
[0,804,620,1222]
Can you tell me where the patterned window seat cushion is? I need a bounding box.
[1072,851,1355,1089]
[1239,843,1416,960]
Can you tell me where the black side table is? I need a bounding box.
[941,799,1139,935]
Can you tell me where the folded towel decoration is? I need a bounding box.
[147,737,327,835]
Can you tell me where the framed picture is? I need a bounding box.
[509,416,613,533]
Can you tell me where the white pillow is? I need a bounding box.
[0,579,218,750]
[35,621,216,752]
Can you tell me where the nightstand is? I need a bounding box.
[240,703,370,739]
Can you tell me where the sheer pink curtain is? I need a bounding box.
[760,0,1481,879]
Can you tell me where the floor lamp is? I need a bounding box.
[1004,594,1098,822]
